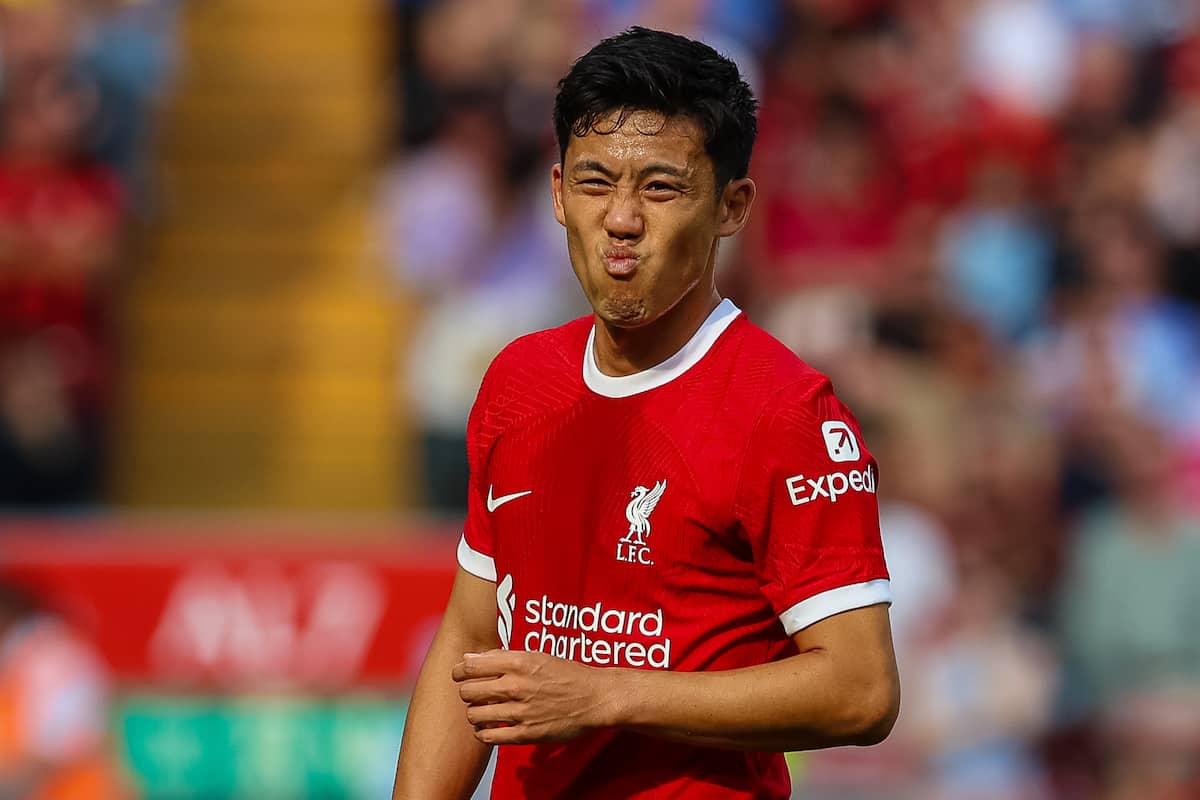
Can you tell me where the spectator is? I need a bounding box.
[0,581,124,800]
[905,556,1060,800]
[746,89,903,299]
[0,0,124,506]
[1024,204,1200,440]
[78,0,180,204]
[1057,412,1200,716]
[377,2,581,510]
[936,156,1053,343]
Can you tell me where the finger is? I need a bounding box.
[465,701,524,728]
[452,649,526,681]
[452,658,504,682]
[474,723,542,746]
[459,677,514,705]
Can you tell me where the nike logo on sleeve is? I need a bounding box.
[487,486,533,512]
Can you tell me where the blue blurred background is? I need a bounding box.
[1,0,1199,798]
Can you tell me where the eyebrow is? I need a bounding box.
[571,160,691,181]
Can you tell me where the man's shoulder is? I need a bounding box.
[475,316,591,416]
[486,316,590,380]
[722,316,835,414]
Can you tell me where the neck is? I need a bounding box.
[591,284,722,376]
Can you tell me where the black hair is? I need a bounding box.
[553,27,758,188]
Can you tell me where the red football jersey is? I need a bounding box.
[458,299,891,799]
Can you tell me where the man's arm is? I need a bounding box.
[393,567,498,800]
[454,603,899,752]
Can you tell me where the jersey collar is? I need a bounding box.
[582,298,742,398]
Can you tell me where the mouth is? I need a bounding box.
[604,248,639,278]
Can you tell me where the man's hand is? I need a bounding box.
[453,650,620,745]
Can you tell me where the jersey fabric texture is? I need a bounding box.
[458,299,891,799]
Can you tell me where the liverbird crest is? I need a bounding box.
[621,480,667,546]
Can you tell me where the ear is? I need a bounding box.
[717,177,755,238]
[551,163,566,228]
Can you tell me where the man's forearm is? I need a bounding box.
[455,604,899,753]
[393,570,498,800]
[393,622,492,799]
[607,645,898,752]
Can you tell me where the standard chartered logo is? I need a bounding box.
[496,574,516,649]
[522,595,671,669]
[492,578,673,668]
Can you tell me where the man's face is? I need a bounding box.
[551,111,745,328]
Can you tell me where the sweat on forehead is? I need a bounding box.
[582,109,689,137]
[566,111,706,164]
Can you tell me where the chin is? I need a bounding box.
[597,295,650,327]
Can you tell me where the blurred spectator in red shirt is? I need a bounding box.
[0,0,124,506]
[752,90,903,293]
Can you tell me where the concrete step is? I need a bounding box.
[113,0,404,510]
[118,290,398,374]
[111,428,402,509]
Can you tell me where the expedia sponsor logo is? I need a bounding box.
[522,595,671,669]
[821,420,860,462]
[786,465,877,506]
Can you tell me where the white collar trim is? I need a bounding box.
[583,298,742,398]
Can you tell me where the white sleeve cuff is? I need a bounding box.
[779,579,892,635]
[457,534,497,582]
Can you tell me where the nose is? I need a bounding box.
[604,190,644,241]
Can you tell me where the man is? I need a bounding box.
[0,582,125,800]
[393,27,899,800]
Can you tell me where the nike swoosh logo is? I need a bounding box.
[487,486,533,512]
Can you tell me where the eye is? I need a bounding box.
[577,177,611,193]
[644,181,680,197]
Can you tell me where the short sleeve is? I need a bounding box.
[457,367,498,582]
[734,381,891,635]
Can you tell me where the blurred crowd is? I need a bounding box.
[381,1,1200,798]
[0,0,174,508]
[1,0,1199,798]
[0,0,173,796]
